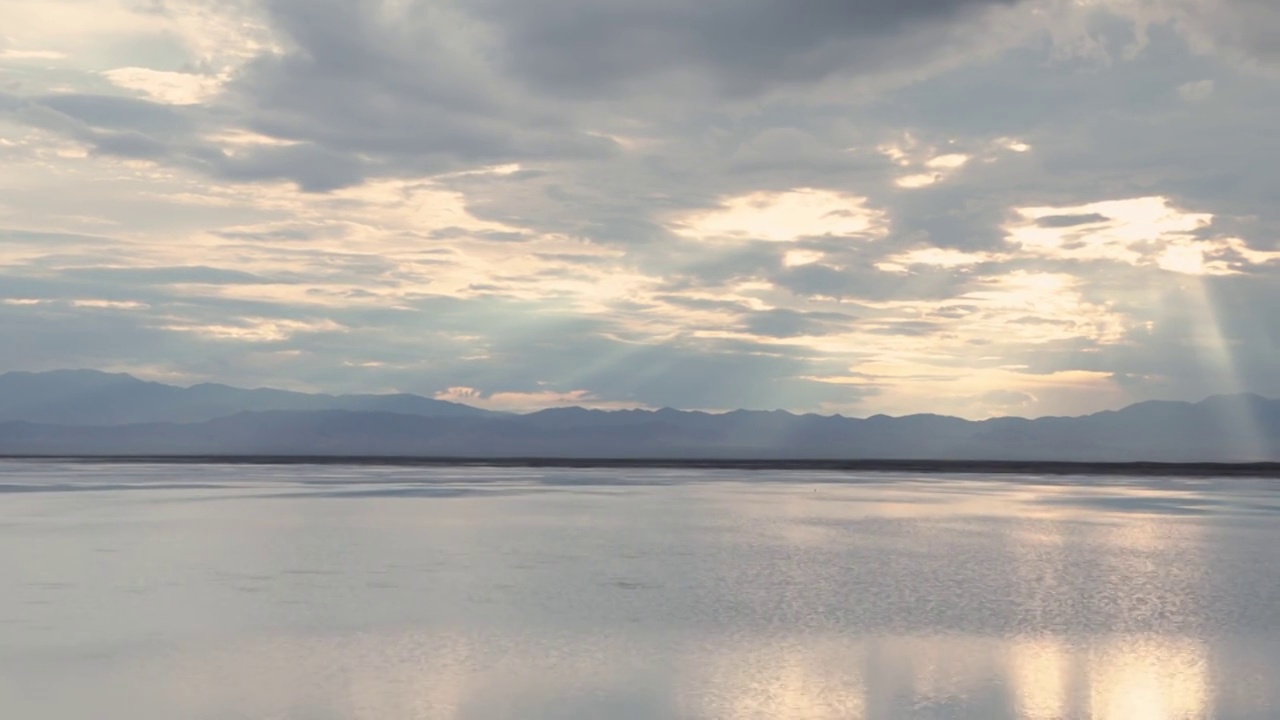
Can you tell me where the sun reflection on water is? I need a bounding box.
[1086,636,1210,720]
[707,634,1213,720]
[1008,638,1071,720]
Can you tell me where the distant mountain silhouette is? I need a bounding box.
[0,370,1277,461]
[0,369,492,425]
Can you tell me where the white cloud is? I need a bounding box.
[875,247,1001,272]
[926,153,971,170]
[102,67,226,105]
[434,387,647,412]
[71,299,149,310]
[159,317,346,343]
[671,189,887,242]
[1007,196,1280,275]
[883,140,975,188]
[896,173,943,189]
[997,137,1031,153]
[783,249,825,268]
[1177,79,1215,102]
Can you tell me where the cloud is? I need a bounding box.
[740,308,858,339]
[472,0,1026,98]
[61,266,275,285]
[1036,213,1111,228]
[980,389,1037,408]
[36,93,194,135]
[433,386,645,412]
[103,67,226,105]
[1,0,1279,420]
[1007,196,1280,275]
[1156,0,1280,70]
[1177,78,1215,102]
[0,49,67,60]
[671,189,887,243]
[203,0,618,190]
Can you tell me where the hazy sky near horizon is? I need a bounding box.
[2,0,1279,418]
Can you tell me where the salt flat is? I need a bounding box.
[3,461,1279,719]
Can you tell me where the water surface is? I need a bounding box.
[3,462,1279,719]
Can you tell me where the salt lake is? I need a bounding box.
[3,461,1279,719]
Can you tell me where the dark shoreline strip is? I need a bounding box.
[2,456,1279,477]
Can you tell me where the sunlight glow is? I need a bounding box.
[103,67,226,105]
[433,386,647,412]
[893,153,971,189]
[695,641,867,720]
[160,317,346,342]
[783,249,825,267]
[1179,274,1271,459]
[927,153,971,170]
[672,189,887,242]
[875,247,999,271]
[1087,638,1210,720]
[895,173,943,188]
[70,299,149,310]
[880,135,976,188]
[1007,196,1280,275]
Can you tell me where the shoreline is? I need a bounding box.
[3,456,1280,477]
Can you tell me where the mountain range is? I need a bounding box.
[1,370,1277,462]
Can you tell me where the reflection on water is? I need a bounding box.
[1009,638,1070,719]
[16,631,1225,719]
[1087,637,1208,720]
[2,462,1280,719]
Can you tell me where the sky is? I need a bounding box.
[1,0,1278,418]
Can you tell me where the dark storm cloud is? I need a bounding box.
[864,20,1280,235]
[471,0,1025,97]
[37,93,193,134]
[878,182,1012,253]
[1,5,605,191]
[1,0,1033,195]
[213,142,369,192]
[4,91,211,163]
[1,91,328,186]
[204,0,618,189]
[1037,213,1110,228]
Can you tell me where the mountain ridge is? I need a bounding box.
[3,368,1272,422]
[0,369,493,425]
[1,370,1277,461]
